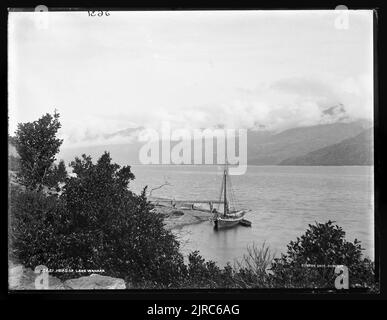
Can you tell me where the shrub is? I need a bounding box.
[233,243,275,288]
[184,251,222,288]
[10,152,186,287]
[270,220,375,289]
[176,245,274,289]
[174,251,235,289]
[9,184,66,268]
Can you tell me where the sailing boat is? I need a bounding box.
[213,162,247,230]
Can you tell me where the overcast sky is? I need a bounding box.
[8,10,373,147]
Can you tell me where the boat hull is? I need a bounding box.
[214,211,246,229]
[215,219,241,229]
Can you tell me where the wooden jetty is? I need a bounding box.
[149,196,253,228]
[149,196,224,212]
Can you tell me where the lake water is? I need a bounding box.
[130,165,374,265]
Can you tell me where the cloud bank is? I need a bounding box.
[58,73,372,147]
[8,11,373,148]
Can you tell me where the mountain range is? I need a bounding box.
[58,119,373,166]
[247,120,372,165]
[279,128,373,165]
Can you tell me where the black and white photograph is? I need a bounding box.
[7,8,378,293]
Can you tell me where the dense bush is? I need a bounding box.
[167,244,274,289]
[10,185,53,264]
[180,251,235,288]
[10,152,186,286]
[270,221,375,289]
[63,152,186,286]
[10,111,185,287]
[44,160,68,193]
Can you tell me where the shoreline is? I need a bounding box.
[152,203,213,230]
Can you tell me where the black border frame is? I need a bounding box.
[2,0,386,302]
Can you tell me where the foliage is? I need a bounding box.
[43,160,68,193]
[63,152,186,286]
[182,251,225,288]
[270,220,375,288]
[172,244,275,289]
[10,152,185,286]
[9,184,65,267]
[14,111,64,191]
[175,227,376,290]
[232,243,275,288]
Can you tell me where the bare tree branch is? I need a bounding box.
[148,176,172,197]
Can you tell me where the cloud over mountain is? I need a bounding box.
[9,11,373,148]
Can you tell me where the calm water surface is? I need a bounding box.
[130,165,374,265]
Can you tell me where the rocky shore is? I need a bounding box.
[9,262,126,290]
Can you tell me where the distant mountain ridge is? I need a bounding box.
[279,128,373,166]
[58,120,373,166]
[247,120,371,165]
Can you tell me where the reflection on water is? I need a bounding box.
[131,165,374,265]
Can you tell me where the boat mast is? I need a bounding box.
[224,131,228,217]
[223,167,227,216]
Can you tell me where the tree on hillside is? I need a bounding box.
[14,111,66,191]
